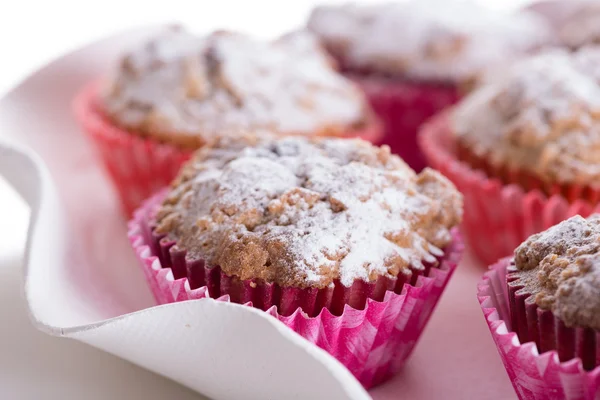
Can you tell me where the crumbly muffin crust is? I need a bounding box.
[307,0,553,82]
[511,215,600,330]
[101,27,371,149]
[454,47,600,186]
[155,134,463,288]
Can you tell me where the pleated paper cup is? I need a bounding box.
[129,190,464,388]
[478,259,600,400]
[419,112,600,265]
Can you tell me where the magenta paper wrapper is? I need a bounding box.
[350,73,460,172]
[506,263,600,372]
[74,81,384,216]
[478,259,600,400]
[73,82,193,216]
[128,190,464,389]
[455,143,600,204]
[419,112,600,266]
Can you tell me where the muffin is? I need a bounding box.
[128,134,464,387]
[528,0,600,50]
[74,26,381,215]
[419,47,600,264]
[307,0,553,171]
[478,215,600,399]
[510,215,600,369]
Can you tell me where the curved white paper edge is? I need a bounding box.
[0,26,370,400]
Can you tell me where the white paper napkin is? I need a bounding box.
[0,26,370,400]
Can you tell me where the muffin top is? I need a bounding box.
[453,47,600,186]
[154,135,463,289]
[557,3,600,49]
[306,0,553,82]
[530,0,600,50]
[101,27,371,149]
[511,215,600,330]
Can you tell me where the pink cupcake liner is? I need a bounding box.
[418,112,600,266]
[455,143,600,204]
[506,264,599,371]
[478,259,600,400]
[73,81,384,216]
[129,190,464,388]
[350,73,461,171]
[73,82,193,216]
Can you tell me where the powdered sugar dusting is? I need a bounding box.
[102,27,369,147]
[454,47,600,185]
[307,0,554,82]
[554,2,600,49]
[156,135,463,288]
[513,215,600,330]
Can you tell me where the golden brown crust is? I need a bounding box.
[307,1,553,83]
[512,215,600,330]
[100,27,372,149]
[454,47,600,187]
[154,135,463,288]
[555,2,600,49]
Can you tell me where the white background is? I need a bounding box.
[0,0,530,398]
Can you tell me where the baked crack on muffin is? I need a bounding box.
[153,134,463,289]
[453,47,600,191]
[307,0,553,84]
[101,27,374,149]
[507,214,600,370]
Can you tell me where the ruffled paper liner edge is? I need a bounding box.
[418,111,600,266]
[506,263,599,371]
[478,259,600,400]
[455,143,600,204]
[129,189,464,388]
[72,82,193,216]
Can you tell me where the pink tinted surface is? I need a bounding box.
[371,250,515,400]
[0,29,515,399]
